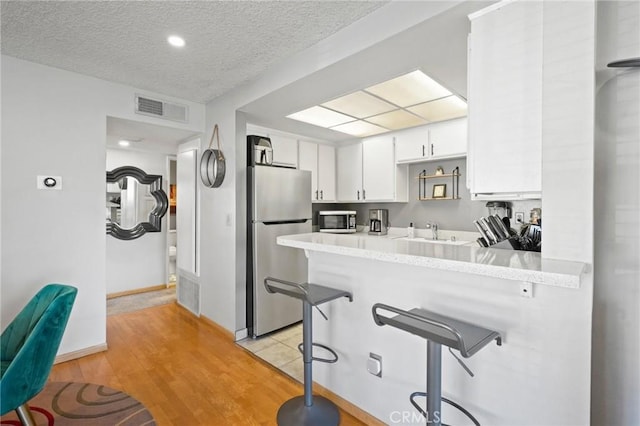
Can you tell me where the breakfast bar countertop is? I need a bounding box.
[277,231,587,289]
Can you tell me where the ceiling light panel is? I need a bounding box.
[287,106,354,128]
[366,109,427,130]
[407,95,467,122]
[321,91,396,119]
[331,120,388,137]
[365,70,452,107]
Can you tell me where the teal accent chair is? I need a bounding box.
[1,284,77,425]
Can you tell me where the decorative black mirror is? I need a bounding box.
[106,166,168,240]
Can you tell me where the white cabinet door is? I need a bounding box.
[362,135,396,201]
[337,143,363,202]
[298,140,318,201]
[270,135,298,168]
[429,118,467,159]
[395,126,429,163]
[317,144,336,202]
[467,1,542,199]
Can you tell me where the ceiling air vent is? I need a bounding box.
[135,94,188,123]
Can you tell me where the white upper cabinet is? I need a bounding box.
[467,1,542,200]
[317,144,336,202]
[299,140,336,202]
[395,118,467,164]
[246,124,298,168]
[337,143,363,202]
[362,135,408,202]
[395,126,430,163]
[429,119,467,159]
[269,135,298,168]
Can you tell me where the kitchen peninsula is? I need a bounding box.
[278,232,591,425]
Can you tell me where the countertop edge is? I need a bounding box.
[278,234,586,289]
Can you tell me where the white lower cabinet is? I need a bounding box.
[337,136,408,202]
[299,140,336,202]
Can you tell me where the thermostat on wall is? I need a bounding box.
[37,175,62,190]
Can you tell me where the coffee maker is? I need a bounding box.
[369,209,389,236]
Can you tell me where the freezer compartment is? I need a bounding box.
[253,166,312,222]
[252,220,311,336]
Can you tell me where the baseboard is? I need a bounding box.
[107,284,169,299]
[234,328,248,341]
[198,314,235,341]
[54,343,108,364]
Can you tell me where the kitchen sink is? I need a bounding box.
[394,237,472,246]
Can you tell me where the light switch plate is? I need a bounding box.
[37,175,62,190]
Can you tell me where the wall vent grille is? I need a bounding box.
[135,94,188,123]
[177,270,200,316]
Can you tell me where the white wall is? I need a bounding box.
[106,149,170,295]
[0,55,205,355]
[593,1,640,424]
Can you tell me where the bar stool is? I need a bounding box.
[264,277,353,426]
[372,304,501,426]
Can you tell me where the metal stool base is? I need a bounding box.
[276,395,340,426]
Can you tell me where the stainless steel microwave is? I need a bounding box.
[318,211,357,233]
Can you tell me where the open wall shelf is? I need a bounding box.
[418,166,461,201]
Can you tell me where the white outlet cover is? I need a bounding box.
[37,175,62,190]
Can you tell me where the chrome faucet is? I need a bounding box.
[425,222,438,240]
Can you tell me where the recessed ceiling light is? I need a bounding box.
[118,140,130,147]
[168,35,185,48]
[287,106,354,128]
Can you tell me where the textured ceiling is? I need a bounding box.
[1,1,387,104]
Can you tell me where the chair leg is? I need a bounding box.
[15,404,36,426]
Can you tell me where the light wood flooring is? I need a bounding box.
[50,303,366,425]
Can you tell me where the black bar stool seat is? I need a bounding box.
[373,303,501,426]
[265,277,352,426]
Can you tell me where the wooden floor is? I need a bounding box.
[50,303,366,425]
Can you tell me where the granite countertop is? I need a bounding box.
[277,230,587,289]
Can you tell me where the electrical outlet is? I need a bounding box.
[367,352,382,377]
[515,212,525,224]
[520,282,533,298]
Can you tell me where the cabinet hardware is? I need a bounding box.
[362,189,366,200]
[357,190,360,200]
[422,145,425,157]
[315,190,318,200]
[431,144,434,156]
[320,190,323,200]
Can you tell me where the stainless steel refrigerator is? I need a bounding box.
[247,165,312,337]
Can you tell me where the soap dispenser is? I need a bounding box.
[407,222,415,238]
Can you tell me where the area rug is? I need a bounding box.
[0,382,155,425]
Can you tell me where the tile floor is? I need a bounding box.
[237,323,304,383]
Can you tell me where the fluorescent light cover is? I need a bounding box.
[366,109,427,130]
[118,140,131,147]
[321,91,396,119]
[168,35,185,47]
[365,70,452,107]
[407,95,467,122]
[331,120,387,137]
[287,106,354,128]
